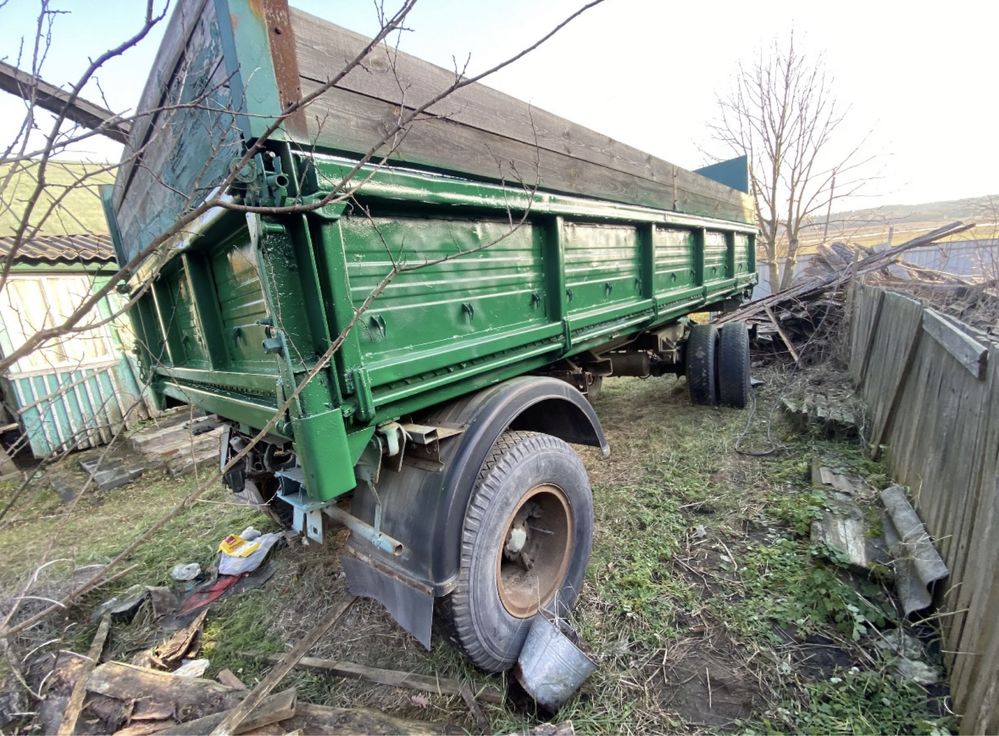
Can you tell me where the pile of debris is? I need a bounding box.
[808,458,948,687]
[21,525,471,735]
[802,239,999,336]
[721,221,977,363]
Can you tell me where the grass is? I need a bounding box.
[0,367,956,734]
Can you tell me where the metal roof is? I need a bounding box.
[0,233,115,264]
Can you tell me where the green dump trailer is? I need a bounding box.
[104,0,757,670]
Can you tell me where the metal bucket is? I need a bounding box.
[514,612,596,711]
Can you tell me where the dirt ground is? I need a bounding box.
[0,365,955,734]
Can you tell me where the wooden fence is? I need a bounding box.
[848,283,999,734]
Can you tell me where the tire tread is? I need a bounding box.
[441,431,587,672]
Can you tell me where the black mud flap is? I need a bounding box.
[341,551,435,649]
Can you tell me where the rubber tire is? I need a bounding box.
[441,430,594,672]
[686,323,719,406]
[718,321,751,409]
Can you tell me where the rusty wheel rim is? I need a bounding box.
[496,483,573,618]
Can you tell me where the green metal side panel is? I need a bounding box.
[654,227,696,294]
[151,259,211,369]
[563,223,643,318]
[704,230,729,283]
[340,216,551,388]
[209,235,275,373]
[122,155,756,499]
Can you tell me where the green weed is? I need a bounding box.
[763,668,954,735]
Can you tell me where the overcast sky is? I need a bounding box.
[1,0,995,211]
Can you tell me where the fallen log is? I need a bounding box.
[87,661,242,722]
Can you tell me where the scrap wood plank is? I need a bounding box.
[57,613,111,736]
[763,304,800,363]
[271,654,505,705]
[208,596,355,736]
[157,688,297,735]
[855,287,885,387]
[289,702,438,735]
[922,309,988,379]
[868,293,925,455]
[88,661,242,712]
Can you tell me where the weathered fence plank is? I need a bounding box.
[849,283,999,735]
[922,309,989,379]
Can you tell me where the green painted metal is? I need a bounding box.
[116,152,755,501]
[694,156,751,194]
[105,2,758,503]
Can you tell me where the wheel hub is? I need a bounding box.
[496,485,573,618]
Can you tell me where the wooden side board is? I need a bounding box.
[287,7,754,223]
[110,0,754,263]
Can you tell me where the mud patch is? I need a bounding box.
[659,647,762,729]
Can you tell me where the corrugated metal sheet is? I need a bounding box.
[6,359,148,457]
[0,272,152,457]
[0,234,115,264]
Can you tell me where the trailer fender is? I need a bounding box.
[344,376,607,647]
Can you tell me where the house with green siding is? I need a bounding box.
[0,162,151,457]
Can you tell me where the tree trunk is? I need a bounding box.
[767,259,781,295]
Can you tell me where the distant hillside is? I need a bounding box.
[797,194,999,251]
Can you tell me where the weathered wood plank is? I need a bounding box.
[113,0,211,210]
[867,293,923,454]
[57,614,111,736]
[0,61,130,143]
[922,309,989,379]
[163,688,297,735]
[208,596,354,736]
[299,80,742,221]
[851,285,884,386]
[289,8,753,223]
[88,661,242,706]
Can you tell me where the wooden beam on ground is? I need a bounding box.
[0,61,131,143]
[87,661,242,712]
[161,688,297,735]
[57,613,111,736]
[208,596,355,736]
[269,653,505,705]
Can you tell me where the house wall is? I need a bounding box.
[0,270,150,457]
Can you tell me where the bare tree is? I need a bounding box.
[710,31,871,292]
